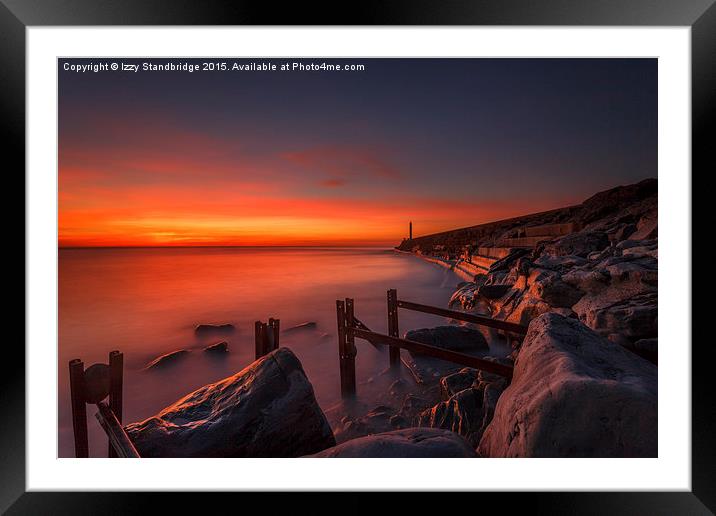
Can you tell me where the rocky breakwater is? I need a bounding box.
[478,313,657,457]
[125,347,336,457]
[449,179,658,363]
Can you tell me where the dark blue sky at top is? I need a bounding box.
[59,58,656,207]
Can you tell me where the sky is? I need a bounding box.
[58,58,657,247]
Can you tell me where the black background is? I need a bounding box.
[3,0,713,513]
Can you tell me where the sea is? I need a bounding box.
[58,246,465,457]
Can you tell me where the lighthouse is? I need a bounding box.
[409,221,413,240]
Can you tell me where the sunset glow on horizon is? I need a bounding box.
[59,58,656,248]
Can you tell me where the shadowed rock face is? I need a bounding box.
[306,428,477,458]
[126,347,335,457]
[478,313,657,458]
[405,325,488,352]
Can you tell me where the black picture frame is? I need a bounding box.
[5,0,713,512]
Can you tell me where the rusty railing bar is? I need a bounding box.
[350,327,513,379]
[396,299,528,336]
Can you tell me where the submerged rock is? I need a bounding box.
[203,341,228,353]
[194,323,235,336]
[306,428,477,458]
[144,349,191,370]
[126,347,335,457]
[283,322,317,333]
[478,313,657,457]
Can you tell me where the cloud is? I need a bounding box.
[320,179,346,188]
[283,145,403,183]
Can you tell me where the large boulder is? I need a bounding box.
[125,347,335,457]
[478,313,657,457]
[306,428,477,458]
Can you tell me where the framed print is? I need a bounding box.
[6,0,714,512]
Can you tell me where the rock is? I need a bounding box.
[194,323,235,336]
[333,405,396,442]
[478,284,512,299]
[574,291,657,342]
[283,322,317,333]
[613,223,637,242]
[528,270,583,308]
[203,341,228,353]
[478,313,657,457]
[400,394,433,415]
[390,414,409,429]
[401,325,489,386]
[418,388,484,447]
[306,428,478,458]
[541,231,610,258]
[405,325,488,352]
[625,338,658,365]
[440,368,478,400]
[631,209,657,240]
[126,347,335,457]
[488,249,531,273]
[144,349,191,370]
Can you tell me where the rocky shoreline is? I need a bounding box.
[124,179,658,458]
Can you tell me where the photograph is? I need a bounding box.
[58,57,659,459]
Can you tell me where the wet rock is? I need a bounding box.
[390,414,409,429]
[306,428,478,458]
[478,313,657,457]
[478,284,512,299]
[204,341,228,353]
[440,368,478,400]
[283,322,317,333]
[194,323,235,336]
[126,347,335,457]
[417,388,484,447]
[144,349,191,370]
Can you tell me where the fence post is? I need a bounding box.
[336,299,356,399]
[268,318,280,352]
[108,351,123,458]
[387,289,400,368]
[68,359,89,458]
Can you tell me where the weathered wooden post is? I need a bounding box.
[336,299,356,398]
[255,319,280,359]
[268,318,280,353]
[68,359,89,458]
[387,289,400,368]
[108,350,123,457]
[254,320,264,360]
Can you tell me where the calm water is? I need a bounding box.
[58,247,464,457]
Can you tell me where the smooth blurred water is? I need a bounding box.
[58,247,464,457]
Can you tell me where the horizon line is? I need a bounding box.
[58,244,398,250]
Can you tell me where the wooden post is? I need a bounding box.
[343,298,357,398]
[268,318,280,352]
[336,299,356,399]
[68,359,89,458]
[108,351,123,458]
[387,289,400,368]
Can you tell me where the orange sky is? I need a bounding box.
[58,58,655,247]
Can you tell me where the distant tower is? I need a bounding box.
[409,221,413,240]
